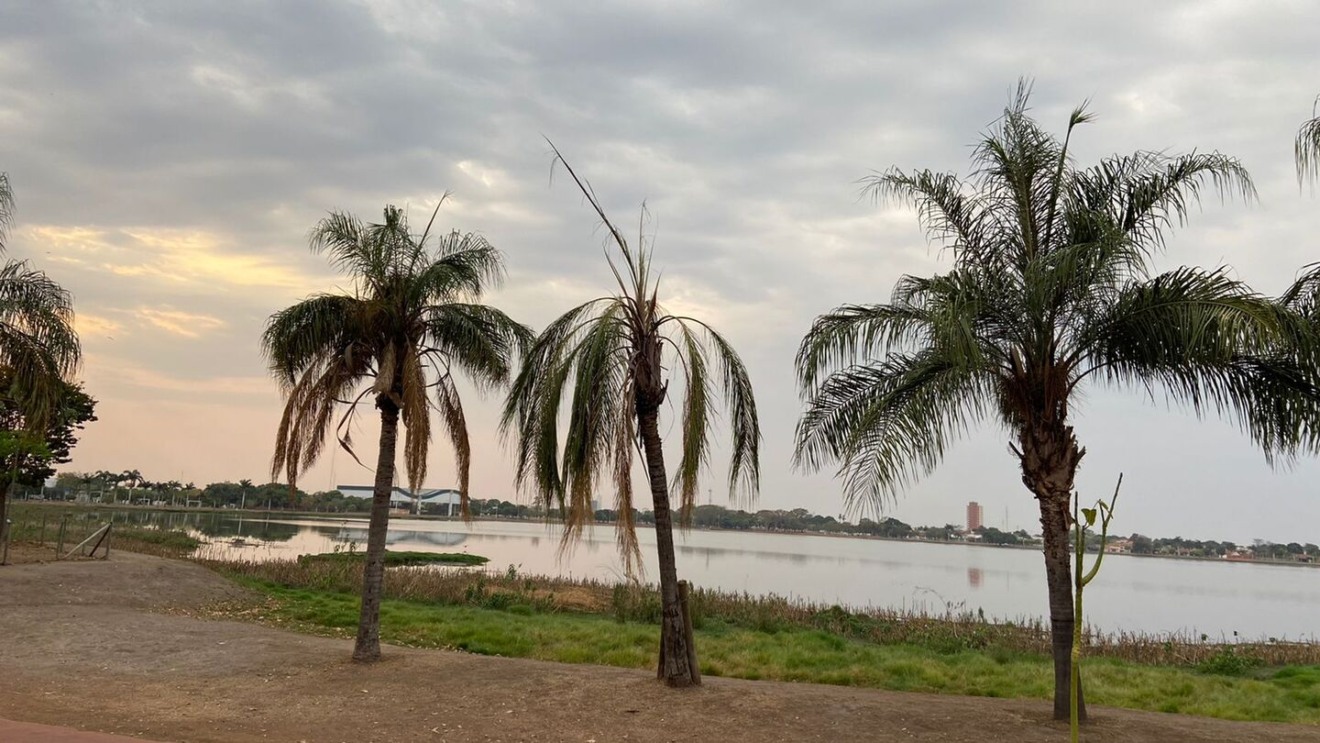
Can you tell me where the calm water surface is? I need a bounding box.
[95,509,1320,639]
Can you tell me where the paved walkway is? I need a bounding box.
[0,718,164,742]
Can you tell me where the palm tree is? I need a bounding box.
[794,85,1320,720]
[238,478,253,510]
[0,173,80,541]
[263,201,530,662]
[502,151,760,687]
[120,469,143,504]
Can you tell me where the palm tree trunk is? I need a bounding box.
[1019,421,1086,722]
[0,477,12,565]
[353,396,400,662]
[1039,489,1083,721]
[637,405,699,687]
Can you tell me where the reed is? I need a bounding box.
[202,554,1320,669]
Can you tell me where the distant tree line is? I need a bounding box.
[29,472,1319,564]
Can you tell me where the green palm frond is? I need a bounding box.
[1280,263,1320,320]
[0,173,13,251]
[0,259,81,427]
[1082,267,1320,457]
[411,231,507,304]
[261,294,365,387]
[423,303,532,389]
[674,318,761,502]
[795,352,995,514]
[1070,151,1255,253]
[1296,98,1320,186]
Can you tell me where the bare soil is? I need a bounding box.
[1,553,1316,743]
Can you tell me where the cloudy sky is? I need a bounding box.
[2,0,1318,544]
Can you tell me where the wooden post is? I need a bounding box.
[88,522,113,559]
[56,514,67,557]
[66,523,111,560]
[656,589,666,677]
[679,580,701,685]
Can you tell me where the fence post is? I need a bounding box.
[56,513,67,557]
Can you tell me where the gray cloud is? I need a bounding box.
[2,0,1318,543]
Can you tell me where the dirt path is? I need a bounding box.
[1,553,1315,743]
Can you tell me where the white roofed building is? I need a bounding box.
[336,485,462,516]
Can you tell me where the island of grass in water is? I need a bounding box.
[297,550,489,567]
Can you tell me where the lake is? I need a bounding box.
[79,508,1320,640]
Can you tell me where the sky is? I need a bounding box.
[1,0,1318,545]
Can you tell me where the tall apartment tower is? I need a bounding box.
[966,501,984,532]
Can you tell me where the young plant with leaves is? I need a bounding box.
[502,149,760,687]
[795,84,1320,720]
[263,202,530,662]
[1071,476,1119,742]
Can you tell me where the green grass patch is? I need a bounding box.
[113,527,201,551]
[235,579,1320,724]
[296,550,489,567]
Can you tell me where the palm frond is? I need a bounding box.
[1296,98,1320,186]
[0,259,81,427]
[261,294,364,387]
[399,343,431,495]
[795,303,934,391]
[1080,267,1320,457]
[413,231,506,303]
[1071,151,1255,254]
[796,352,994,515]
[434,373,472,519]
[423,303,532,390]
[672,318,762,503]
[0,173,13,251]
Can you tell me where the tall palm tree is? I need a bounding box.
[502,151,760,687]
[794,85,1320,720]
[0,172,80,541]
[263,201,530,662]
[120,469,143,504]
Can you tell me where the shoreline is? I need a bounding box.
[12,499,1319,570]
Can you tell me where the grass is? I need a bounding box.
[296,550,489,567]
[232,578,1320,724]
[113,526,202,551]
[209,555,1320,668]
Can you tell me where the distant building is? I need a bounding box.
[336,485,463,516]
[966,501,984,532]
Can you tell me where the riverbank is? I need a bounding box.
[2,553,1316,742]
[12,500,1318,570]
[197,554,1320,723]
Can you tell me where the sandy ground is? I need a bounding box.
[1,552,1317,743]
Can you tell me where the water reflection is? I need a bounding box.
[330,526,468,547]
[79,509,1320,638]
